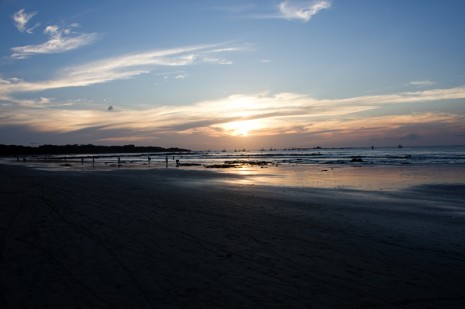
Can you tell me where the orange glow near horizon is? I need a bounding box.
[216,120,263,137]
[2,89,465,148]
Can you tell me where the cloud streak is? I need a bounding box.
[12,9,38,33]
[11,24,98,59]
[226,0,331,23]
[1,43,242,97]
[2,87,464,145]
[408,80,436,87]
[278,0,331,22]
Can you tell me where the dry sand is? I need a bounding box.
[1,163,465,308]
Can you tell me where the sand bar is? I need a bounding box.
[1,163,465,308]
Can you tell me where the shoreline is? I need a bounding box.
[2,155,465,191]
[1,164,465,307]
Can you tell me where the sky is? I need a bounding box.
[1,0,465,150]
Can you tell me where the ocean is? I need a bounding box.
[2,145,465,191]
[183,145,465,166]
[4,145,465,167]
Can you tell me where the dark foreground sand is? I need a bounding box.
[1,164,465,308]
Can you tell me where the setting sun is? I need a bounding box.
[219,120,260,136]
[238,124,249,136]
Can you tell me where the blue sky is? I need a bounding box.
[1,0,465,149]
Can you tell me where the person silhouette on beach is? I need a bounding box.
[165,156,168,168]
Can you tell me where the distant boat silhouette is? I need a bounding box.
[398,144,403,148]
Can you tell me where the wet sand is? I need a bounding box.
[1,163,465,308]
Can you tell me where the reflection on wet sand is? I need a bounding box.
[2,156,465,192]
[211,164,465,191]
[1,163,465,308]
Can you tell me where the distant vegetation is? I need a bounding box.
[0,144,190,156]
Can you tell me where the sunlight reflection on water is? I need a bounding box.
[2,157,464,191]
[209,164,465,191]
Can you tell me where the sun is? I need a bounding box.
[233,121,252,136]
[238,126,249,136]
[215,120,261,137]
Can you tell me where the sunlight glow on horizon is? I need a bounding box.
[2,87,464,148]
[215,120,263,137]
[1,1,464,148]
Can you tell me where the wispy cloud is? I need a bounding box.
[321,86,465,106]
[278,0,331,22]
[408,80,436,87]
[11,24,98,59]
[221,1,331,23]
[175,73,188,79]
[155,71,189,85]
[1,43,243,97]
[2,87,465,141]
[12,9,39,33]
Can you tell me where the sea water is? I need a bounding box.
[175,145,465,167]
[6,145,465,167]
[2,145,465,191]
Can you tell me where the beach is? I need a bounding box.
[1,163,465,308]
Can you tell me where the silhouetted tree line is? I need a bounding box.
[0,144,190,156]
